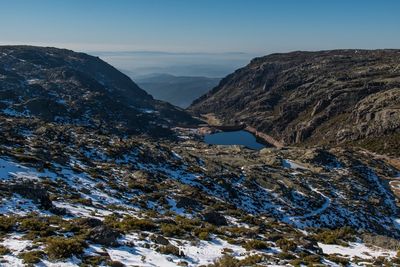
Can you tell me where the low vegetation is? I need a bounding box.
[45,237,87,260]
[18,250,45,264]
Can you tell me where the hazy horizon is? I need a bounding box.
[1,0,399,53]
[2,0,400,77]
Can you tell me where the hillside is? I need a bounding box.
[136,73,220,108]
[189,50,400,155]
[0,46,198,137]
[0,46,400,266]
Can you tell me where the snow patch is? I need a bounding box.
[282,159,307,170]
[318,242,396,259]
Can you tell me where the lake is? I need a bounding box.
[204,130,266,150]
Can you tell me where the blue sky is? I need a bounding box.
[1,0,399,54]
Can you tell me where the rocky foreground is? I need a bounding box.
[0,46,400,266]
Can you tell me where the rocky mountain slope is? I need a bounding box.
[136,73,220,108]
[0,46,400,266]
[1,114,400,266]
[189,50,400,155]
[0,46,198,136]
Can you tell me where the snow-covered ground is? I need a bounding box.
[108,234,249,267]
[318,242,397,260]
[282,159,308,170]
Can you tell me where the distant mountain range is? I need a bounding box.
[93,50,253,77]
[135,73,220,108]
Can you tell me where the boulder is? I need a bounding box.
[202,211,228,226]
[151,235,170,245]
[89,225,121,246]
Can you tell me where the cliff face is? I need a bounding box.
[189,50,400,153]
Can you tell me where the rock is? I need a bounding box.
[78,217,103,228]
[202,211,228,226]
[176,196,202,210]
[151,235,170,245]
[89,226,121,246]
[108,261,125,267]
[300,238,322,253]
[177,261,189,266]
[10,182,53,210]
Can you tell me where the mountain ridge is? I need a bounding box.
[0,45,198,136]
[189,49,400,155]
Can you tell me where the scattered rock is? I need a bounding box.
[202,211,228,226]
[176,196,203,210]
[78,217,103,228]
[151,235,170,245]
[10,182,53,210]
[89,226,121,246]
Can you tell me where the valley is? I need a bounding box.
[135,74,221,108]
[0,46,399,267]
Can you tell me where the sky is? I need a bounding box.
[1,0,399,77]
[1,0,399,54]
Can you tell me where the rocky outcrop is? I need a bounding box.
[202,211,228,226]
[350,88,400,138]
[189,50,400,151]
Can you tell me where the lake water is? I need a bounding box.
[204,130,266,150]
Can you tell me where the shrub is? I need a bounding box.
[289,258,305,267]
[391,257,400,265]
[327,254,349,265]
[161,224,184,237]
[18,250,45,264]
[277,252,296,260]
[225,227,257,238]
[223,237,241,245]
[208,255,240,267]
[108,261,125,267]
[175,216,201,231]
[239,254,264,265]
[243,240,269,251]
[303,254,321,264]
[121,217,157,232]
[156,245,184,257]
[177,261,189,266]
[0,216,16,233]
[105,215,157,232]
[313,227,356,245]
[198,231,210,240]
[45,237,87,259]
[20,217,50,231]
[363,233,400,250]
[276,238,297,252]
[71,197,92,206]
[81,255,108,266]
[0,245,10,255]
[19,217,54,238]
